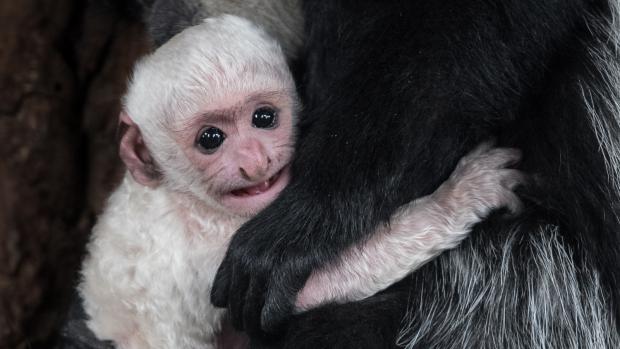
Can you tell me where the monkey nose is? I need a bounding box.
[239,157,271,181]
[237,141,272,181]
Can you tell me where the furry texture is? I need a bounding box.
[146,0,303,59]
[193,1,620,348]
[80,175,241,348]
[79,14,526,349]
[297,144,524,310]
[80,16,291,349]
[398,227,619,349]
[123,15,296,214]
[81,145,523,348]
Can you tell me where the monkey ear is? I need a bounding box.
[118,112,161,188]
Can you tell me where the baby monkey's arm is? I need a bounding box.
[296,143,524,310]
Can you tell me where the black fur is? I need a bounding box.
[209,0,620,347]
[147,0,207,46]
[59,0,620,347]
[55,291,115,349]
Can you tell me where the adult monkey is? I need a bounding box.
[146,0,620,348]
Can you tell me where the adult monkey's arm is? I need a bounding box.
[210,0,585,336]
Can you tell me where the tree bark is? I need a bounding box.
[0,1,149,347]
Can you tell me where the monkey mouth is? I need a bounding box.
[230,167,287,197]
[220,165,290,215]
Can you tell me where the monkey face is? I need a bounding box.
[174,89,296,217]
[119,14,299,218]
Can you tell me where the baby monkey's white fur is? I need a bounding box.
[80,15,524,349]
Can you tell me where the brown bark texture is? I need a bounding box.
[0,1,150,347]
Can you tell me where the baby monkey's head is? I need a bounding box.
[120,15,299,217]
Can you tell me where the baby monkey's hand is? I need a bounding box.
[433,141,525,223]
[295,142,525,311]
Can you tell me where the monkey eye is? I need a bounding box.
[252,107,278,129]
[196,127,226,153]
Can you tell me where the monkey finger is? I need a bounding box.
[229,264,251,330]
[468,139,497,159]
[499,169,528,190]
[504,191,524,215]
[483,148,523,169]
[455,140,496,171]
[242,276,268,336]
[261,272,296,334]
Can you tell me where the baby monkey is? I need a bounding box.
[79,15,524,349]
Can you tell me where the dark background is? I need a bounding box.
[0,1,151,347]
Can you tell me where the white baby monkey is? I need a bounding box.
[79,15,524,349]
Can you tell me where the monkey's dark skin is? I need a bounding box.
[210,0,620,347]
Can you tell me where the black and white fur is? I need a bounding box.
[144,0,303,59]
[71,12,526,349]
[79,16,295,349]
[141,0,620,348]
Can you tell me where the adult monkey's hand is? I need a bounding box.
[210,153,398,336]
[210,0,552,337]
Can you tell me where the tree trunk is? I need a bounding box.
[0,1,149,347]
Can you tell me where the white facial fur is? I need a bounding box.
[81,13,527,349]
[123,15,298,217]
[82,15,299,349]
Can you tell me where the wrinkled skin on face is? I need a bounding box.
[173,90,296,217]
[119,87,297,218]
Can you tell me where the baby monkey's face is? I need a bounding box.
[177,89,295,217]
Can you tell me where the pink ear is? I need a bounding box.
[118,112,161,187]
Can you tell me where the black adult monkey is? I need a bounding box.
[147,0,620,348]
